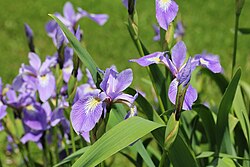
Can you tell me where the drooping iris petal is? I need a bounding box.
[81,131,90,143]
[129,52,164,66]
[78,8,109,26]
[23,105,47,131]
[193,54,223,73]
[115,69,133,93]
[171,41,186,70]
[124,105,137,119]
[156,0,178,31]
[28,52,41,72]
[183,85,198,110]
[21,131,43,144]
[87,14,109,26]
[71,95,104,134]
[113,93,137,107]
[37,73,55,102]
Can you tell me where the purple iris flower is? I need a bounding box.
[24,23,35,52]
[71,66,137,142]
[130,41,222,111]
[153,24,160,41]
[0,100,7,131]
[156,0,178,31]
[20,52,57,102]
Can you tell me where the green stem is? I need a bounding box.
[134,38,165,114]
[159,150,167,167]
[232,14,240,77]
[70,121,76,153]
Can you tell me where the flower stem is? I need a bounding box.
[231,14,240,77]
[70,121,76,153]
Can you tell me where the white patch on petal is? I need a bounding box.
[84,97,101,115]
[147,57,161,63]
[38,75,49,87]
[200,58,209,66]
[159,0,171,10]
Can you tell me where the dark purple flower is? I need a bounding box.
[153,24,160,41]
[174,21,185,39]
[0,100,7,131]
[156,0,178,31]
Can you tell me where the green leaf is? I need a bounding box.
[53,146,90,167]
[233,85,250,143]
[49,14,99,82]
[241,81,250,100]
[72,117,164,167]
[168,135,198,167]
[126,88,166,147]
[111,104,156,167]
[239,28,250,34]
[197,151,250,161]
[164,113,179,150]
[216,68,241,150]
[192,104,216,148]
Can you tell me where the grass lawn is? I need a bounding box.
[0,0,249,166]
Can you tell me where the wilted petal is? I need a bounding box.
[156,0,178,30]
[37,73,55,102]
[130,52,164,66]
[28,52,41,72]
[21,131,43,144]
[115,69,133,93]
[182,85,198,110]
[171,41,186,70]
[71,95,104,134]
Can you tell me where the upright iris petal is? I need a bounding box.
[156,0,178,30]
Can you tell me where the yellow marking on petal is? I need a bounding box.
[26,104,35,111]
[85,97,101,114]
[64,65,73,73]
[51,99,56,106]
[2,87,9,96]
[39,75,49,87]
[200,58,209,66]
[148,57,161,63]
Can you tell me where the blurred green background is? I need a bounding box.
[0,0,249,86]
[0,0,250,165]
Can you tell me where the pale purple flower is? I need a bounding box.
[20,52,57,102]
[156,0,178,31]
[130,41,222,111]
[71,66,137,142]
